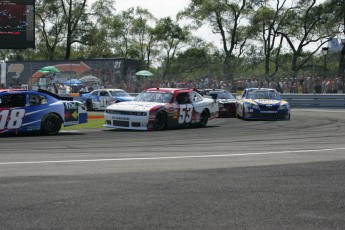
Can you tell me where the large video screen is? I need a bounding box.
[0,0,35,49]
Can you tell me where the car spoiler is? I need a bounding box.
[38,89,73,101]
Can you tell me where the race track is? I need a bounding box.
[1,108,345,229]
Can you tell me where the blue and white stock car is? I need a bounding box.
[0,89,87,135]
[236,88,290,120]
[81,89,134,111]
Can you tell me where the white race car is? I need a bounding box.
[104,88,219,130]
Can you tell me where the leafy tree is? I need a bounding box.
[250,0,287,80]
[152,17,189,79]
[180,0,253,81]
[130,7,157,69]
[277,0,339,79]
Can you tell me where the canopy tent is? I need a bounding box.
[38,66,60,74]
[135,70,154,77]
[79,75,101,84]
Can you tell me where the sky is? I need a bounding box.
[113,0,222,47]
[115,0,190,19]
[98,0,330,52]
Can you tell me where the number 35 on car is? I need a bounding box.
[0,89,88,135]
[104,88,219,131]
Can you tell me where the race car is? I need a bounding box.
[81,89,134,111]
[203,89,237,117]
[104,88,219,131]
[236,88,290,120]
[0,89,88,135]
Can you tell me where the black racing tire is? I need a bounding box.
[41,113,62,135]
[154,110,167,131]
[85,100,93,111]
[199,109,209,128]
[242,107,246,120]
[236,109,241,119]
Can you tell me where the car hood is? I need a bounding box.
[245,99,287,106]
[106,101,165,112]
[115,96,135,100]
[217,99,237,103]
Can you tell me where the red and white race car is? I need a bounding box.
[104,88,219,130]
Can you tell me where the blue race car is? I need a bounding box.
[81,89,134,111]
[236,88,290,120]
[0,89,88,135]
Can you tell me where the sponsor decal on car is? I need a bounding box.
[112,116,130,121]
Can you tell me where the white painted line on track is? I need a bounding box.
[1,148,345,165]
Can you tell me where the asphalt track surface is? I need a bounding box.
[1,108,345,229]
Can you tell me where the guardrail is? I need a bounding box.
[281,94,345,108]
[62,92,345,109]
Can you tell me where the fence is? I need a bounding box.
[69,93,345,109]
[281,94,345,108]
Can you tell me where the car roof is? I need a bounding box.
[246,88,276,91]
[145,88,194,93]
[102,88,126,91]
[0,89,73,101]
[207,90,228,93]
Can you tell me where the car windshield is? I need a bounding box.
[134,91,173,103]
[109,90,131,97]
[209,91,235,100]
[246,90,281,100]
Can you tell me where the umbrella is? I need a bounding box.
[63,79,83,86]
[79,75,101,84]
[38,66,60,74]
[135,70,154,77]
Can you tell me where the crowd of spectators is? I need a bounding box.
[107,74,344,94]
[40,74,343,95]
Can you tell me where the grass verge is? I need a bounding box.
[62,117,104,130]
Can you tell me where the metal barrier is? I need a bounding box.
[281,94,345,108]
[64,92,345,108]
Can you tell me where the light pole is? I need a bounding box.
[0,60,6,87]
[322,47,329,79]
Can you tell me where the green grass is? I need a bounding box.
[61,117,104,130]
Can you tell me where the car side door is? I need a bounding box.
[190,92,205,114]
[175,92,193,125]
[98,90,110,109]
[0,93,26,132]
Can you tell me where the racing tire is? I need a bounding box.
[41,113,62,135]
[85,100,93,111]
[236,109,241,119]
[199,109,209,128]
[154,110,167,131]
[242,108,246,120]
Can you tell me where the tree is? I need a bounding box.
[35,0,102,60]
[35,0,65,60]
[277,0,339,79]
[180,0,253,81]
[130,7,157,69]
[250,0,288,80]
[152,17,189,79]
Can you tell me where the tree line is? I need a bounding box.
[0,0,344,82]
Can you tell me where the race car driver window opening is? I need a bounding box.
[0,94,26,108]
[176,93,190,104]
[29,95,48,106]
[100,91,109,96]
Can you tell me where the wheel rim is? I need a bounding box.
[200,111,208,126]
[155,112,166,130]
[42,115,61,135]
[86,100,92,110]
